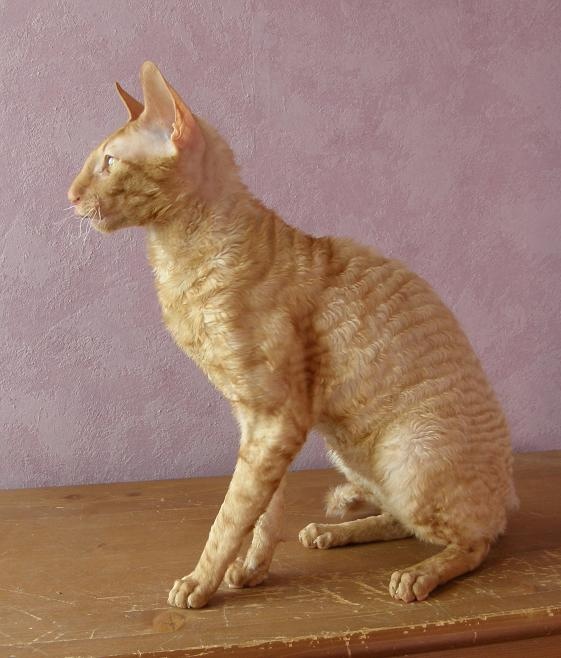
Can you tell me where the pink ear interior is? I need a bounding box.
[138,61,202,151]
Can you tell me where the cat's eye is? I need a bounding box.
[104,154,118,171]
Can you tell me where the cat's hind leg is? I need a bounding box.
[224,476,285,588]
[389,539,489,602]
[299,512,411,549]
[379,417,508,603]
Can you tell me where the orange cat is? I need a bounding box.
[68,62,516,608]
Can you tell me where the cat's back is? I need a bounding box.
[312,235,510,454]
[313,235,468,383]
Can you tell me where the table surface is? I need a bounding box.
[1,451,560,657]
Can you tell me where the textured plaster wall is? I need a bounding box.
[1,1,560,489]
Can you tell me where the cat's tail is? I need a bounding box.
[325,482,382,519]
[506,481,520,512]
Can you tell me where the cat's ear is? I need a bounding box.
[115,82,144,121]
[138,61,201,151]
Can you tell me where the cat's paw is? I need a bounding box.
[224,557,269,588]
[388,569,439,603]
[167,572,213,609]
[298,522,335,549]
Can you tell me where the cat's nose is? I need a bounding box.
[67,184,81,205]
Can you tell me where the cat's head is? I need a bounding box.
[67,62,239,233]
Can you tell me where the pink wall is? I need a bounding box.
[1,1,559,488]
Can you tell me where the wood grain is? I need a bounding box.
[0,451,560,657]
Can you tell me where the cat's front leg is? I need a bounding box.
[224,475,286,588]
[168,416,304,609]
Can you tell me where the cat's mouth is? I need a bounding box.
[73,197,112,232]
[79,205,110,232]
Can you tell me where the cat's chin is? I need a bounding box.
[90,214,118,234]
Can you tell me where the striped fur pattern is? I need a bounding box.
[68,63,516,608]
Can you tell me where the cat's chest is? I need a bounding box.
[152,268,243,390]
[154,273,218,354]
[158,286,204,353]
[149,249,210,344]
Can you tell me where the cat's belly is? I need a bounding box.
[316,420,377,480]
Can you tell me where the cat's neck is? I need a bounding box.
[146,190,283,297]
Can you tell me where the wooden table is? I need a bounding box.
[1,451,560,657]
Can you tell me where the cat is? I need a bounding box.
[68,62,517,609]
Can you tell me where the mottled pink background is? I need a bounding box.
[0,1,559,489]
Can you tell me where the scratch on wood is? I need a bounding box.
[8,605,43,621]
[352,580,386,596]
[0,585,74,606]
[22,644,48,656]
[320,587,360,607]
[125,605,168,613]
[30,629,54,644]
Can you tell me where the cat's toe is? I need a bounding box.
[389,569,438,603]
[224,557,247,588]
[298,523,335,549]
[168,573,212,609]
[224,557,268,588]
[298,522,319,548]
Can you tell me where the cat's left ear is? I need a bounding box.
[138,61,202,151]
[115,82,144,121]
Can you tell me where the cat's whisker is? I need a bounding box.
[70,209,90,242]
[56,208,76,223]
[60,206,77,217]
[80,209,95,236]
[54,214,78,236]
[80,220,93,256]
[94,196,102,225]
[85,215,93,234]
